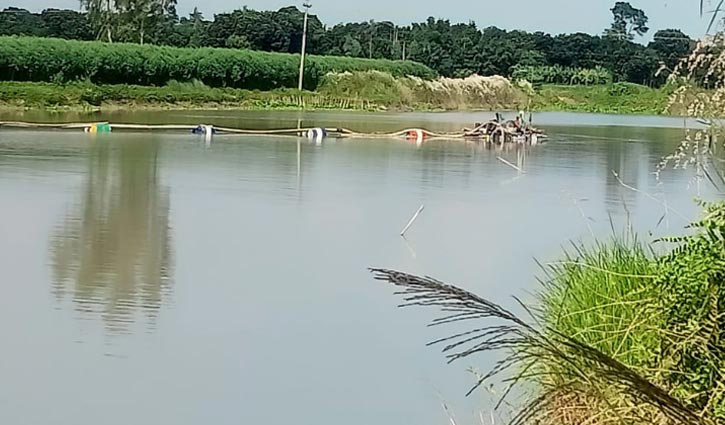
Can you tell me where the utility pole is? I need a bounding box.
[298,3,312,91]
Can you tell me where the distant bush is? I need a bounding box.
[0,36,436,90]
[512,65,613,86]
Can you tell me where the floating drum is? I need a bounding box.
[192,124,216,135]
[406,129,425,146]
[84,123,112,133]
[307,128,327,144]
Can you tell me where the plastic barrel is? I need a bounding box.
[85,123,111,133]
[307,128,327,143]
[406,129,425,146]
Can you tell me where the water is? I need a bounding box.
[0,111,717,425]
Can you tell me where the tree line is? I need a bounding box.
[0,2,695,86]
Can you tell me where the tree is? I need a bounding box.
[81,0,177,44]
[81,0,117,42]
[341,34,362,57]
[0,3,695,87]
[118,0,178,45]
[0,7,45,36]
[187,7,205,47]
[168,7,204,47]
[41,8,93,40]
[649,29,694,72]
[605,2,649,40]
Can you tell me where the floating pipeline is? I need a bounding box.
[0,121,547,145]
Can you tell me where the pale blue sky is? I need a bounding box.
[1,0,710,39]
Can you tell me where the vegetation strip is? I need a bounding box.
[0,36,434,90]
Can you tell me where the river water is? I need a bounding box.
[0,110,715,425]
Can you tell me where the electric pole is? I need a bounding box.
[298,3,312,91]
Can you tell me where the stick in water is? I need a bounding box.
[497,156,524,173]
[400,205,425,237]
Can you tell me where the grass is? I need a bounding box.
[534,202,725,424]
[540,236,661,373]
[530,82,676,115]
[371,202,725,425]
[0,74,694,115]
[0,80,385,111]
[318,71,529,110]
[0,73,529,112]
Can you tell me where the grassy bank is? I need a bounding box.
[375,201,725,425]
[0,35,685,115]
[0,73,529,112]
[0,80,388,111]
[530,82,675,115]
[536,202,725,424]
[0,74,684,115]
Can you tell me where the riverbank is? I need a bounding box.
[530,83,674,115]
[0,79,680,116]
[0,81,389,112]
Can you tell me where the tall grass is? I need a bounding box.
[540,237,660,372]
[532,82,674,115]
[371,202,725,425]
[318,71,528,110]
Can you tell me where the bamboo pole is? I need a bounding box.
[400,205,425,237]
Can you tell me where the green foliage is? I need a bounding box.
[0,36,435,90]
[0,77,688,115]
[0,5,696,88]
[372,265,708,425]
[318,71,408,104]
[80,0,178,44]
[0,72,530,112]
[0,80,384,110]
[540,202,725,423]
[655,201,725,419]
[512,65,613,86]
[531,83,671,114]
[541,238,660,371]
[649,29,695,72]
[0,7,45,37]
[206,6,325,54]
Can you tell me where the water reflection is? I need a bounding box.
[0,111,712,425]
[50,136,173,334]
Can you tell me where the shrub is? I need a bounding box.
[512,65,613,86]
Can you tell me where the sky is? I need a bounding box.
[1,0,710,40]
